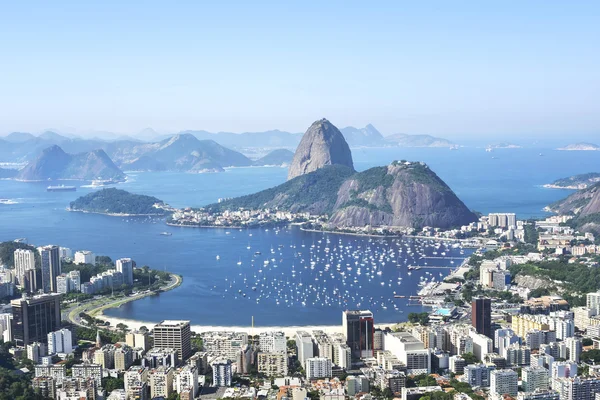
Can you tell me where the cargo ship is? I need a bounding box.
[47,185,77,192]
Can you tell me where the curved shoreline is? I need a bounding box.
[67,273,183,328]
[68,208,167,217]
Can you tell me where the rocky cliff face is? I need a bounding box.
[548,183,600,216]
[17,145,125,181]
[328,161,478,229]
[287,119,354,180]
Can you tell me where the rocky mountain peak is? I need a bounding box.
[287,119,354,180]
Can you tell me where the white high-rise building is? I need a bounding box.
[48,328,73,355]
[175,365,198,397]
[296,331,314,366]
[115,258,134,285]
[14,249,35,286]
[565,338,582,363]
[522,366,549,393]
[490,369,518,397]
[259,331,286,354]
[0,313,12,342]
[552,362,578,380]
[305,357,333,380]
[56,275,69,294]
[74,251,95,266]
[587,292,600,315]
[68,270,80,292]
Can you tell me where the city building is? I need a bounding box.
[14,248,35,289]
[175,365,198,397]
[472,298,492,337]
[384,331,431,374]
[259,331,286,353]
[114,345,134,371]
[11,293,61,346]
[126,330,149,351]
[32,376,56,399]
[565,337,582,363]
[115,258,134,285]
[296,331,314,366]
[74,250,95,266]
[490,369,518,397]
[554,377,600,400]
[257,352,288,377]
[517,390,560,400]
[153,320,192,361]
[305,357,333,380]
[463,364,495,387]
[26,342,47,363]
[39,245,61,293]
[149,366,173,399]
[212,359,232,387]
[124,366,149,399]
[343,310,374,359]
[35,364,66,382]
[47,328,73,355]
[522,366,549,393]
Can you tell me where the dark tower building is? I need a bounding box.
[343,310,374,359]
[40,245,61,293]
[472,297,492,338]
[11,293,62,346]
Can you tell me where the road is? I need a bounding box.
[63,273,182,328]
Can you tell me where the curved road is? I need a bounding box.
[64,273,182,328]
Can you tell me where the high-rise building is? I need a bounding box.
[32,376,56,399]
[74,250,95,266]
[175,365,198,397]
[14,249,35,288]
[259,331,286,354]
[490,369,518,397]
[295,331,314,366]
[305,357,333,380]
[464,364,495,387]
[472,297,492,338]
[554,377,600,400]
[522,366,549,393]
[27,342,47,363]
[342,310,374,359]
[212,359,232,387]
[39,246,61,293]
[71,363,102,387]
[153,320,192,361]
[47,328,73,354]
[587,292,600,315]
[257,352,288,377]
[517,390,560,400]
[566,337,582,363]
[149,366,173,399]
[11,293,61,346]
[116,258,134,286]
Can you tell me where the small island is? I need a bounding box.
[69,188,172,216]
[557,142,600,151]
[544,172,600,190]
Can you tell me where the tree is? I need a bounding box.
[461,353,479,365]
[116,323,129,332]
[103,376,124,392]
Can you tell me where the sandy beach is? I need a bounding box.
[98,313,400,337]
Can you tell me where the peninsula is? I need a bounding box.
[544,172,600,190]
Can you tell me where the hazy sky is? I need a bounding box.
[0,1,599,139]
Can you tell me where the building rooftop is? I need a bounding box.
[156,320,190,327]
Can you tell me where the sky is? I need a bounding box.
[0,1,599,140]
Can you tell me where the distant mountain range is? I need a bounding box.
[211,118,476,229]
[557,142,600,151]
[16,145,126,181]
[0,124,457,163]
